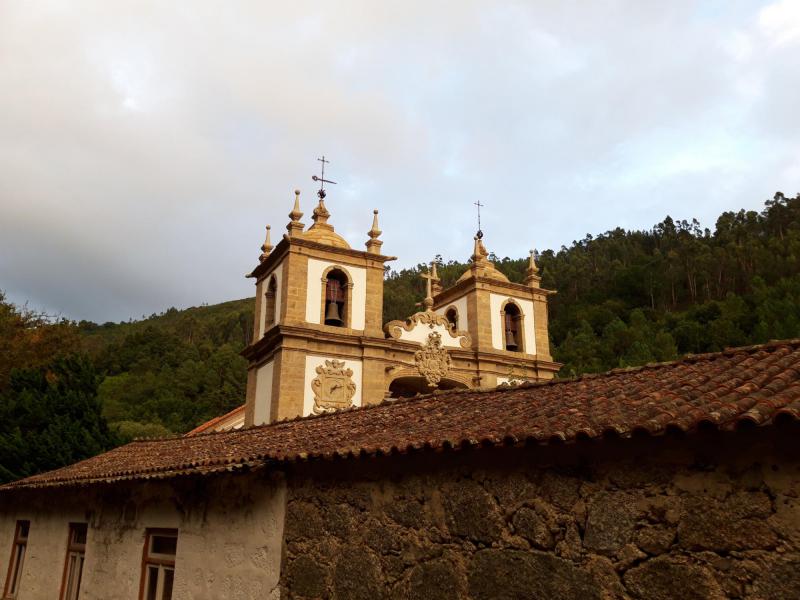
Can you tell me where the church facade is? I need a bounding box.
[205,189,559,432]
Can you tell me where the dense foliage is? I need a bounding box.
[0,355,118,483]
[1,192,799,481]
[385,192,800,376]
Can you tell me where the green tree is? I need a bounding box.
[0,355,119,483]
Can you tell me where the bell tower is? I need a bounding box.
[430,234,559,385]
[242,181,396,425]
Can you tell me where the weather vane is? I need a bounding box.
[474,200,485,239]
[312,155,337,199]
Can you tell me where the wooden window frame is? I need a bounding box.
[59,523,87,600]
[2,520,30,599]
[138,528,178,600]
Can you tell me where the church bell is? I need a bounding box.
[505,328,518,351]
[325,301,344,326]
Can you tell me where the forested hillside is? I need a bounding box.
[2,191,799,482]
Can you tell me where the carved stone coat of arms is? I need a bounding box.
[415,331,451,388]
[311,359,357,414]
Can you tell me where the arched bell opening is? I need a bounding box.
[263,275,277,333]
[323,268,349,327]
[501,300,525,352]
[388,376,468,399]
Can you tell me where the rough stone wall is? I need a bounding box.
[280,429,800,599]
[0,471,285,600]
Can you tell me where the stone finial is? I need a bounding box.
[311,197,331,226]
[259,225,273,262]
[431,259,443,295]
[365,209,383,254]
[524,248,541,287]
[470,235,490,265]
[287,189,305,237]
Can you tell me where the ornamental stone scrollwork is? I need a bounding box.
[311,359,357,414]
[384,311,472,349]
[415,332,452,388]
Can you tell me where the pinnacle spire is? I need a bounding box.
[524,248,541,287]
[365,209,383,254]
[287,189,305,237]
[259,225,273,261]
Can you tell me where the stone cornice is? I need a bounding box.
[434,276,555,306]
[248,236,396,280]
[242,322,561,373]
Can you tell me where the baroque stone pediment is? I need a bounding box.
[384,310,472,349]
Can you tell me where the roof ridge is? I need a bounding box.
[5,338,800,490]
[147,338,800,443]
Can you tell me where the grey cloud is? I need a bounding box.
[1,1,798,322]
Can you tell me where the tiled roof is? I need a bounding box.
[184,405,245,436]
[4,339,800,491]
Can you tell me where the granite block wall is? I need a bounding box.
[280,429,800,599]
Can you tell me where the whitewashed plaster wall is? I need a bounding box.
[253,360,275,426]
[305,259,366,330]
[257,260,284,339]
[0,474,286,600]
[303,355,363,416]
[489,293,536,355]
[435,295,469,332]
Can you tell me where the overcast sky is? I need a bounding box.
[2,1,799,323]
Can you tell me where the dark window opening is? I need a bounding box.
[324,270,347,327]
[445,308,458,330]
[504,303,522,351]
[264,276,277,332]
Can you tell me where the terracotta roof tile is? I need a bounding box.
[4,339,800,491]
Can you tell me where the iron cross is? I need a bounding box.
[474,200,485,239]
[312,155,337,199]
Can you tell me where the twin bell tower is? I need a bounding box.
[241,162,560,427]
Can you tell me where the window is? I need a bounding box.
[139,529,177,600]
[445,307,458,330]
[264,276,277,332]
[323,269,347,327]
[3,520,29,599]
[60,523,87,600]
[502,302,523,352]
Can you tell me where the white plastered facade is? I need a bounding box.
[253,360,275,426]
[435,295,469,333]
[394,321,466,348]
[302,355,363,417]
[0,475,287,600]
[257,259,284,338]
[489,293,537,355]
[304,258,367,330]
